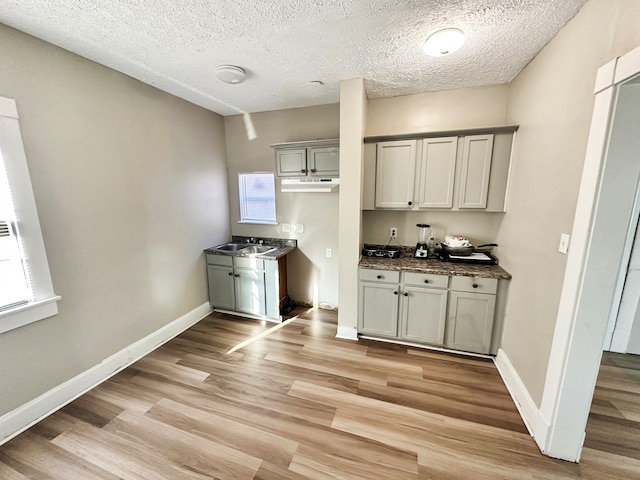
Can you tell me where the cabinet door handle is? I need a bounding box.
[228,272,233,276]
[310,169,317,173]
[408,201,413,206]
[472,283,479,289]
[377,275,383,279]
[235,274,241,278]
[424,279,429,284]
[393,291,398,295]
[403,292,409,297]
[301,169,307,174]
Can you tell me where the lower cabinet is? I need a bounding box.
[207,254,287,321]
[358,269,448,347]
[358,268,499,354]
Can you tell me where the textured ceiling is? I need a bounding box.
[0,0,588,116]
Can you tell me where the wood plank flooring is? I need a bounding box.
[1,308,639,479]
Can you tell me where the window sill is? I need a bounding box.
[0,295,61,334]
[237,220,279,225]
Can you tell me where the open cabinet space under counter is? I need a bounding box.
[358,250,511,355]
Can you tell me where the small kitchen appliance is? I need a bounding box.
[414,224,431,258]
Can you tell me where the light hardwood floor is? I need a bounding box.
[1,308,639,479]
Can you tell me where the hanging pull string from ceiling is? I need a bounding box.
[82,45,258,140]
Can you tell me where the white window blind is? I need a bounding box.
[238,172,277,224]
[0,156,31,310]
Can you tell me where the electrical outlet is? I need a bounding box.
[326,248,332,258]
[390,227,398,238]
[295,223,304,233]
[282,223,291,233]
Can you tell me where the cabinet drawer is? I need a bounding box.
[359,268,400,283]
[207,254,233,266]
[450,275,497,294]
[235,257,265,270]
[403,272,449,289]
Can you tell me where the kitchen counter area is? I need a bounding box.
[359,248,511,279]
[204,236,297,260]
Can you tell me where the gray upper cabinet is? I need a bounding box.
[363,127,516,212]
[375,140,417,208]
[458,134,494,209]
[417,137,458,208]
[272,139,339,178]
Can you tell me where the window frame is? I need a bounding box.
[0,96,60,334]
[237,171,277,225]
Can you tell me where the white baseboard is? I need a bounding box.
[494,348,551,452]
[0,302,212,446]
[336,325,358,341]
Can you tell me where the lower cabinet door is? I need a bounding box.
[208,264,236,311]
[358,282,399,336]
[445,291,496,354]
[399,286,447,345]
[234,268,266,316]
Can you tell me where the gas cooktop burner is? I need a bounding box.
[361,245,401,259]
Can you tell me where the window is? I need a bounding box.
[238,172,277,224]
[0,96,59,334]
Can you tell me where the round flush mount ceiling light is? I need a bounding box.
[423,28,465,57]
[215,65,246,84]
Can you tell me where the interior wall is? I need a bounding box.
[497,0,640,405]
[363,84,510,247]
[224,105,340,308]
[0,23,230,415]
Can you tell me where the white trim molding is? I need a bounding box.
[336,325,358,341]
[0,302,212,446]
[494,349,550,450]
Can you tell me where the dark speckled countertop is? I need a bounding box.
[204,236,297,261]
[359,246,512,280]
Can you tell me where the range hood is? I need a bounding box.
[280,178,340,193]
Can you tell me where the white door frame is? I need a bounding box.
[538,45,640,461]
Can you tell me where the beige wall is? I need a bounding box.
[224,105,340,308]
[0,24,229,415]
[363,85,510,247]
[498,0,640,404]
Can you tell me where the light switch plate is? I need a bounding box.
[295,223,304,233]
[282,223,291,233]
[559,233,571,254]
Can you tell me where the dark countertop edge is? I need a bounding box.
[359,256,512,280]
[204,245,296,261]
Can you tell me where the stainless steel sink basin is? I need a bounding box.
[215,242,248,252]
[212,242,277,255]
[241,245,276,255]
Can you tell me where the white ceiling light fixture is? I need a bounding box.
[215,65,247,84]
[423,28,465,57]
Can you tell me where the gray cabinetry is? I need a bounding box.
[445,276,497,354]
[399,272,448,345]
[358,269,399,336]
[272,139,339,178]
[363,128,515,212]
[207,254,287,321]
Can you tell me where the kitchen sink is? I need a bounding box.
[215,242,248,251]
[212,242,277,255]
[241,245,276,254]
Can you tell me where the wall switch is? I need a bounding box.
[559,233,571,254]
[282,223,291,233]
[326,248,332,258]
[294,223,304,233]
[390,227,398,238]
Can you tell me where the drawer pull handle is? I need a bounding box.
[472,283,479,288]
[424,279,429,284]
[310,169,317,173]
[403,292,408,297]
[408,201,413,206]
[393,291,398,295]
[377,275,383,279]
[235,274,241,278]
[301,169,307,173]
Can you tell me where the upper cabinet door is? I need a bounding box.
[276,148,307,177]
[308,146,339,177]
[375,140,417,209]
[417,137,457,208]
[458,134,494,209]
